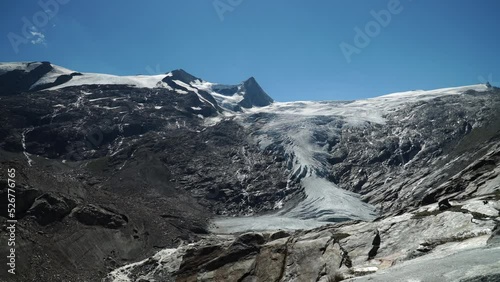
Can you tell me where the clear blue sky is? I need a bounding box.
[1,0,499,101]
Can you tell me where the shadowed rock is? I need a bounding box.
[368,229,381,260]
[27,192,76,225]
[73,204,128,229]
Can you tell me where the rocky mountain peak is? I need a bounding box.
[169,68,200,83]
[244,76,257,84]
[239,76,273,108]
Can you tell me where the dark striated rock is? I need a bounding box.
[270,230,291,241]
[438,198,452,210]
[487,222,500,247]
[234,232,266,246]
[105,228,346,282]
[460,273,500,282]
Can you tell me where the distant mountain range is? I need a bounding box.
[1,62,499,281]
[0,61,274,111]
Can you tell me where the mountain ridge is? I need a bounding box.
[2,61,495,103]
[0,61,276,111]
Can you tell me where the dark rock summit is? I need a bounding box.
[170,68,201,83]
[239,76,274,108]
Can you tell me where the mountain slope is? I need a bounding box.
[0,62,289,282]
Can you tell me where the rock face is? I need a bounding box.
[105,196,500,281]
[0,81,300,217]
[105,229,347,282]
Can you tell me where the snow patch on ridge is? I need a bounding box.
[246,84,490,125]
[48,73,170,90]
[0,62,42,76]
[30,64,75,90]
[191,80,246,110]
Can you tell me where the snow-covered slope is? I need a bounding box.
[246,84,490,124]
[29,64,76,90]
[0,61,175,90]
[0,62,45,75]
[0,61,273,110]
[48,72,170,90]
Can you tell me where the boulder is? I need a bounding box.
[27,193,76,225]
[72,204,128,229]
